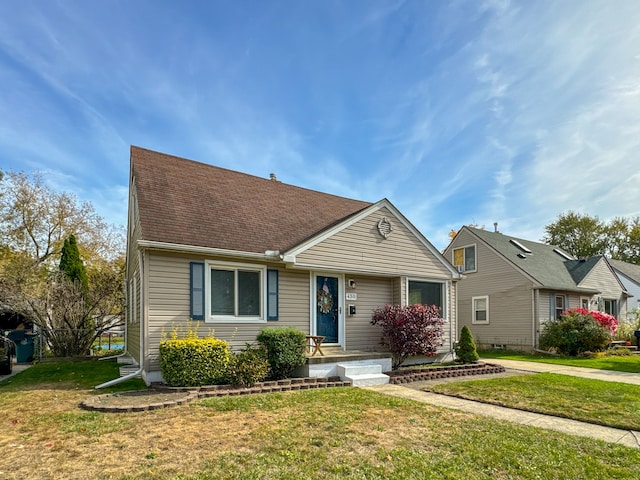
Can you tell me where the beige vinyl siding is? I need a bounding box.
[125,186,142,365]
[144,252,312,372]
[579,259,627,319]
[344,276,393,351]
[296,208,452,279]
[447,229,536,349]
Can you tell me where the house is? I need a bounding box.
[608,259,640,314]
[124,146,460,385]
[444,225,629,351]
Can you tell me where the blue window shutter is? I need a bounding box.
[190,262,205,320]
[267,269,278,321]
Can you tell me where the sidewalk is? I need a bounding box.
[0,362,32,383]
[365,360,640,449]
[484,358,640,385]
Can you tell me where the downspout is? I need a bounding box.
[449,280,454,357]
[532,288,539,349]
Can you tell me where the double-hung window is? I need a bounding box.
[211,267,261,317]
[554,295,565,320]
[191,261,278,322]
[453,245,476,272]
[472,296,489,324]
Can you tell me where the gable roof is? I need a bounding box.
[130,146,373,254]
[462,226,601,293]
[609,258,640,284]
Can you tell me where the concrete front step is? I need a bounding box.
[337,363,389,386]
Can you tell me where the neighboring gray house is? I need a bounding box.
[609,259,640,314]
[444,226,629,351]
[124,147,461,385]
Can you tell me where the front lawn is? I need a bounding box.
[428,373,640,430]
[479,349,640,373]
[1,359,639,479]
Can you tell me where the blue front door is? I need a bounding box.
[316,276,339,343]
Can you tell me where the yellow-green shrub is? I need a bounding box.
[159,336,231,386]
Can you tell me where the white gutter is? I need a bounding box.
[137,240,273,261]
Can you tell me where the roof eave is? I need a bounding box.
[137,239,281,262]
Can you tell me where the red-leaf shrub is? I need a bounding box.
[371,304,445,369]
[565,308,618,335]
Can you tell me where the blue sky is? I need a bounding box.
[1,0,639,251]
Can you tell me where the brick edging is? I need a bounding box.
[80,377,351,413]
[386,362,506,384]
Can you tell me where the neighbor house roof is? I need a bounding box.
[130,146,372,254]
[608,258,640,284]
[464,226,601,293]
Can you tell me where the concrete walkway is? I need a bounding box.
[365,359,640,449]
[485,358,640,385]
[0,362,32,383]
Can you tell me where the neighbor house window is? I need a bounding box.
[604,299,617,319]
[408,280,445,316]
[472,296,489,324]
[453,245,476,272]
[554,295,565,320]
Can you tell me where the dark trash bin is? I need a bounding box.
[14,333,35,364]
[634,330,640,350]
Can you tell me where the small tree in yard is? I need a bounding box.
[456,325,479,363]
[371,304,445,369]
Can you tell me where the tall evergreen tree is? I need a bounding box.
[59,234,88,291]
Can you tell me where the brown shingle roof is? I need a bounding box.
[131,146,372,254]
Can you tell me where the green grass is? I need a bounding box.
[2,360,640,479]
[429,372,640,430]
[479,349,640,373]
[0,357,146,392]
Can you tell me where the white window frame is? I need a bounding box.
[554,295,565,320]
[472,295,489,324]
[580,297,591,310]
[405,278,448,320]
[453,244,477,273]
[205,260,267,323]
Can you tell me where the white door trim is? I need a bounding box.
[310,271,344,347]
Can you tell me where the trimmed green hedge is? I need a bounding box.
[159,337,230,387]
[257,327,306,380]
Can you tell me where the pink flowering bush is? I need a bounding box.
[371,303,445,369]
[565,308,618,335]
[540,308,614,356]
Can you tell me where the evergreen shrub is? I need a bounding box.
[257,327,306,380]
[226,343,270,386]
[456,325,479,363]
[159,330,230,386]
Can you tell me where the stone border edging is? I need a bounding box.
[386,362,506,384]
[81,377,352,413]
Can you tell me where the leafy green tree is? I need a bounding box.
[59,234,88,291]
[543,212,607,258]
[0,170,125,356]
[544,212,640,264]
